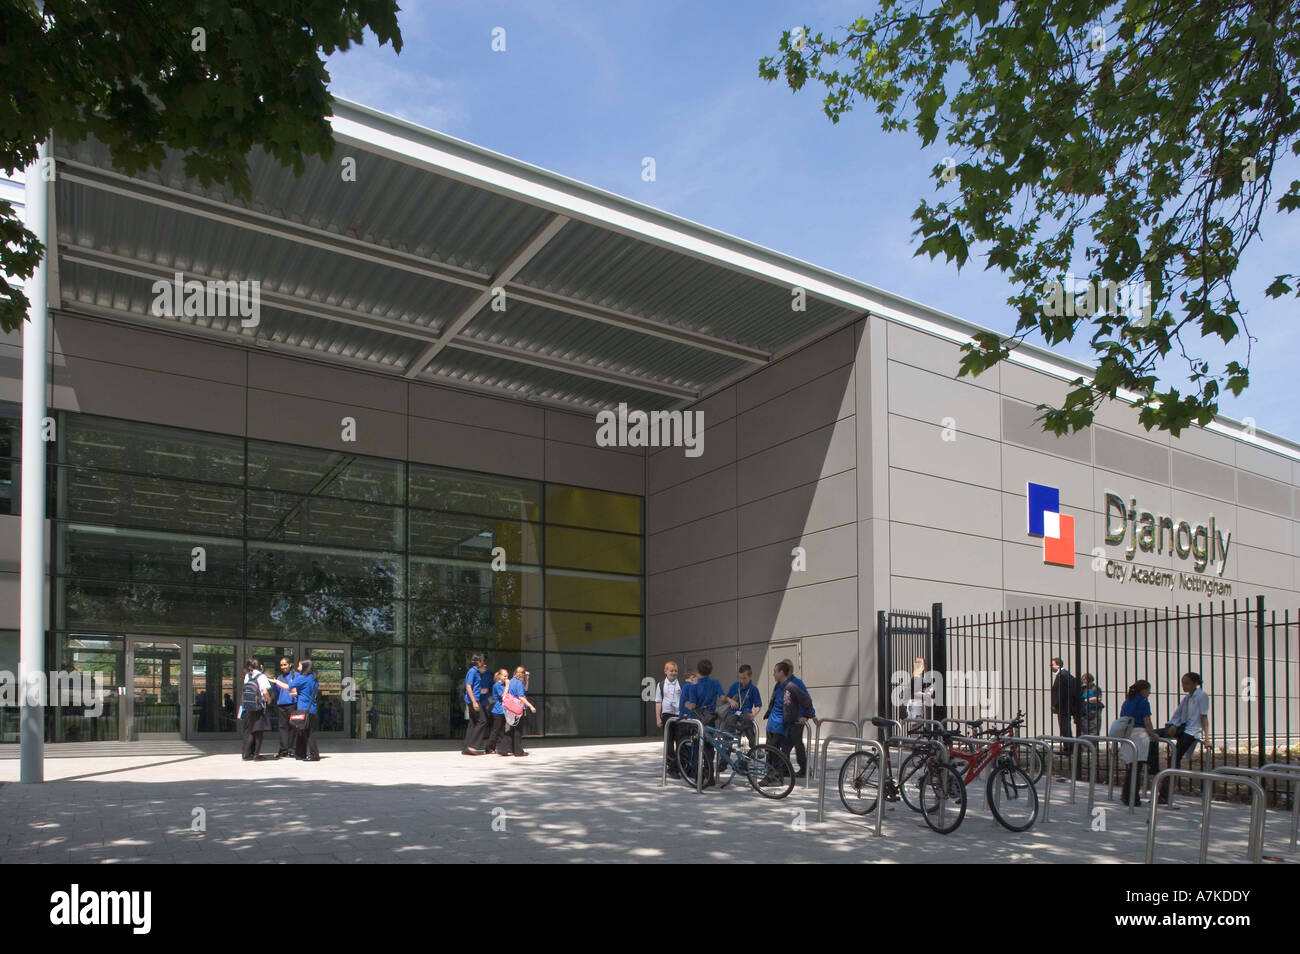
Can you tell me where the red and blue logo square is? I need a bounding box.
[1026,481,1074,567]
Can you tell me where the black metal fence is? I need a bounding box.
[881,596,1299,803]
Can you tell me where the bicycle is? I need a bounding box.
[838,717,968,834]
[676,723,795,799]
[895,714,1039,831]
[954,711,1044,785]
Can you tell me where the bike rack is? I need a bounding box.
[873,717,903,741]
[804,718,861,788]
[1146,769,1265,864]
[660,716,706,792]
[1079,734,1140,812]
[815,734,889,838]
[1213,766,1300,854]
[1038,734,1098,816]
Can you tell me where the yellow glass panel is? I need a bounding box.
[546,485,641,534]
[545,525,641,575]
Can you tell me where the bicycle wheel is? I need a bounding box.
[676,737,715,789]
[918,762,967,834]
[837,751,881,815]
[1009,742,1044,784]
[745,744,795,799]
[897,750,929,812]
[987,759,1038,831]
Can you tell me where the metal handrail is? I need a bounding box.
[1080,734,1140,812]
[815,734,888,838]
[1039,734,1098,815]
[805,718,861,787]
[1146,769,1265,864]
[1213,767,1299,853]
[660,716,706,792]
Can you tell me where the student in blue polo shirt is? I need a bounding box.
[273,657,300,758]
[786,664,818,778]
[675,671,701,749]
[763,660,814,780]
[499,669,537,757]
[723,664,762,749]
[485,669,509,755]
[462,653,490,755]
[686,659,724,726]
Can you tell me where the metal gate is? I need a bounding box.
[876,605,946,724]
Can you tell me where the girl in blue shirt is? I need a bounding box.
[1118,680,1157,806]
[500,667,537,757]
[485,669,509,755]
[291,660,320,761]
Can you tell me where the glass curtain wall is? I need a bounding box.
[32,405,643,740]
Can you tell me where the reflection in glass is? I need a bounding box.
[132,641,183,737]
[190,642,236,734]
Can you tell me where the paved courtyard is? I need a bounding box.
[0,740,1292,863]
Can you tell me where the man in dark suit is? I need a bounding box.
[1050,657,1079,762]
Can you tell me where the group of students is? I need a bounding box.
[653,657,820,779]
[238,657,321,761]
[1114,671,1211,806]
[461,653,538,757]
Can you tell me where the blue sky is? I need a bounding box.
[326,0,1299,440]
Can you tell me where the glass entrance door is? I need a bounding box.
[125,640,183,740]
[190,642,238,737]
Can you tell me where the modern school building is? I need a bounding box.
[2,99,1297,756]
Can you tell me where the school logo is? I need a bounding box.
[1027,482,1074,567]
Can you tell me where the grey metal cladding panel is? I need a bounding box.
[459,300,745,392]
[736,469,857,550]
[648,417,735,495]
[248,352,406,413]
[247,388,406,459]
[737,576,858,641]
[647,464,737,535]
[52,312,246,385]
[647,509,737,575]
[737,523,857,598]
[737,417,856,505]
[424,349,679,411]
[544,440,644,495]
[1172,449,1236,501]
[53,355,246,437]
[888,360,1000,441]
[0,344,19,403]
[738,327,854,412]
[411,382,545,438]
[887,320,999,391]
[544,407,619,449]
[647,601,737,654]
[1001,397,1091,462]
[801,631,861,688]
[408,415,545,480]
[513,220,846,351]
[736,364,854,458]
[648,555,737,614]
[1093,427,1170,484]
[1237,470,1292,517]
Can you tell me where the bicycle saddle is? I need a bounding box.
[870,716,894,728]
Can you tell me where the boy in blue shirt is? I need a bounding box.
[723,664,762,749]
[461,653,490,755]
[786,665,817,777]
[685,659,724,726]
[763,661,815,781]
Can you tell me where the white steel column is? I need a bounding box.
[19,139,50,783]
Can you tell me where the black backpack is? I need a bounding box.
[241,674,265,713]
